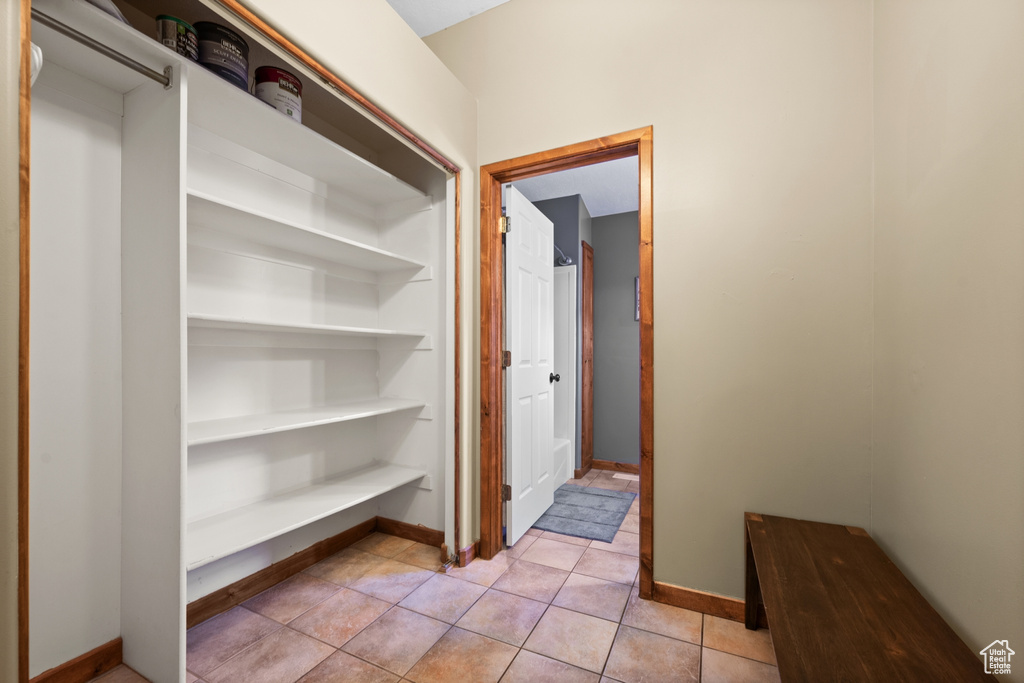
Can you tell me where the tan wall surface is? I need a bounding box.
[0,0,22,679]
[872,0,1024,675]
[243,0,481,549]
[427,0,875,598]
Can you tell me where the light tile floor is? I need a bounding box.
[93,472,779,682]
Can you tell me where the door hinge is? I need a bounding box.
[501,484,512,502]
[502,350,511,368]
[499,215,510,234]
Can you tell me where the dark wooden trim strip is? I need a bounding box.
[591,460,639,474]
[652,580,768,627]
[457,541,479,567]
[479,126,655,575]
[637,127,655,601]
[28,638,121,683]
[186,518,375,628]
[580,241,594,474]
[18,0,31,679]
[215,0,459,175]
[478,165,504,560]
[375,517,444,547]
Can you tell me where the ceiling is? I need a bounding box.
[384,0,511,38]
[513,157,639,218]
[386,0,638,218]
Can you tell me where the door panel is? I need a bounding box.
[505,186,555,547]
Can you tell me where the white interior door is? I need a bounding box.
[505,185,555,547]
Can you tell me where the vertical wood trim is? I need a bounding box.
[453,171,461,558]
[214,0,459,175]
[637,127,655,600]
[478,167,504,560]
[580,241,594,474]
[17,0,31,678]
[479,127,654,568]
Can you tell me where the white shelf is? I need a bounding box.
[187,65,426,207]
[187,191,428,274]
[32,0,177,95]
[186,462,428,570]
[187,314,428,342]
[188,398,425,446]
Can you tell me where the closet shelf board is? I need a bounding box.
[188,67,426,206]
[188,398,425,446]
[186,462,428,570]
[187,314,428,340]
[187,191,428,273]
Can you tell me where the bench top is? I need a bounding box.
[745,512,993,682]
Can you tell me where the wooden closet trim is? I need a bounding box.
[478,127,655,601]
[216,0,460,176]
[18,0,31,680]
[17,3,466,677]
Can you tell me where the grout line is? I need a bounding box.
[700,643,778,669]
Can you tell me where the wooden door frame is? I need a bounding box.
[578,240,594,476]
[479,126,655,599]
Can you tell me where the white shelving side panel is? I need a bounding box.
[186,462,428,570]
[187,65,425,207]
[188,398,426,446]
[187,191,428,274]
[188,313,429,343]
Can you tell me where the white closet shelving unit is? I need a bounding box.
[30,0,453,680]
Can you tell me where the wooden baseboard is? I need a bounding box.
[458,541,479,567]
[186,517,446,628]
[592,459,640,474]
[186,518,376,628]
[375,517,444,547]
[29,638,121,683]
[573,465,592,478]
[652,580,767,627]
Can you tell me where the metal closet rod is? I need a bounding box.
[32,8,172,88]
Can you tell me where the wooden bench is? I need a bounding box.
[744,512,994,682]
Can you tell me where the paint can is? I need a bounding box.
[156,15,198,62]
[254,66,303,123]
[194,22,249,90]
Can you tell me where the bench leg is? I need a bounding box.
[745,524,760,630]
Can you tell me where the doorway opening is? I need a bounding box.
[478,127,655,598]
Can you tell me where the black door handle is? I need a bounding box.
[550,373,560,383]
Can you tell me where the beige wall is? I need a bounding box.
[0,0,21,680]
[872,0,1024,674]
[243,0,481,549]
[428,0,875,598]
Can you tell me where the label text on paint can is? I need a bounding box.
[195,22,249,90]
[254,67,302,123]
[156,16,197,62]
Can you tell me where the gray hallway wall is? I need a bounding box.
[592,212,640,465]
